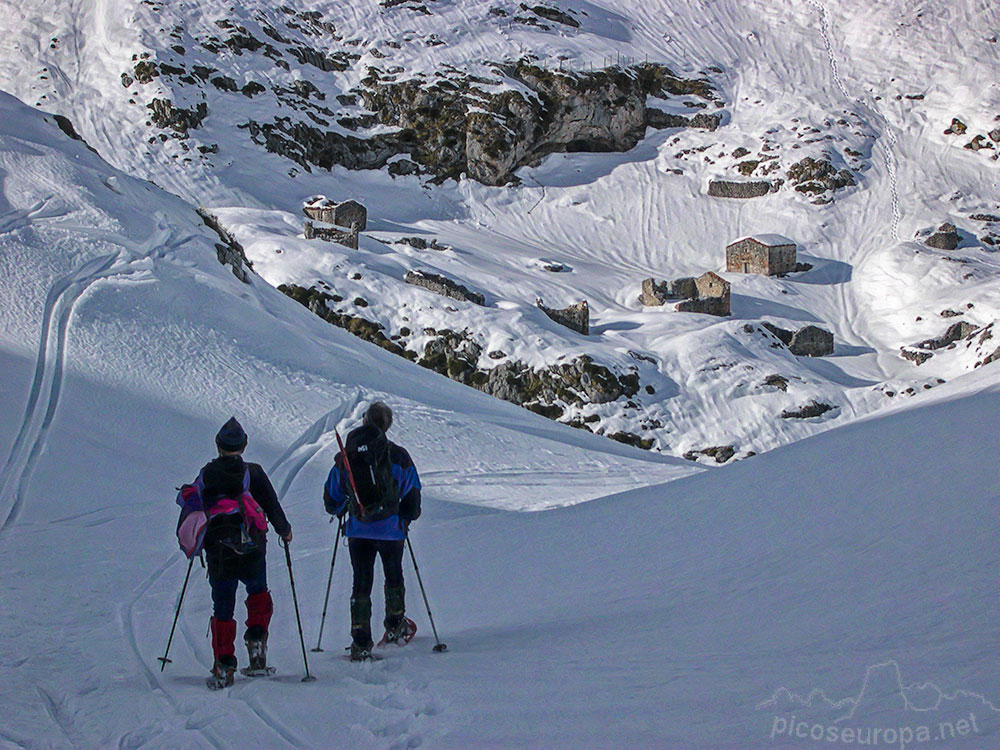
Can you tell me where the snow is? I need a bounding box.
[0,0,999,746]
[734,233,798,247]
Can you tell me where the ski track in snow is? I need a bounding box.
[804,0,900,373]
[0,215,188,542]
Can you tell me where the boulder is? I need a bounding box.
[404,270,485,306]
[924,222,960,250]
[788,325,834,357]
[781,401,835,419]
[537,299,589,335]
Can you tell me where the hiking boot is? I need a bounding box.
[245,627,268,672]
[349,640,374,662]
[209,655,237,689]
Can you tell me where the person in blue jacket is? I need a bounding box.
[324,401,421,660]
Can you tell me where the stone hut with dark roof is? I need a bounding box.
[726,234,797,276]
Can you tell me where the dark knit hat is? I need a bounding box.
[363,401,393,432]
[216,416,248,452]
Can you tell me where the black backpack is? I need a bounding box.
[341,426,401,522]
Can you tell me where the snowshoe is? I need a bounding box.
[377,617,417,648]
[349,642,375,662]
[240,665,276,678]
[207,656,237,690]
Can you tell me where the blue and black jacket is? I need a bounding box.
[323,428,421,541]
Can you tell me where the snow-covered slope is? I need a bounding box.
[1,90,999,747]
[2,1,1000,746]
[3,0,1000,460]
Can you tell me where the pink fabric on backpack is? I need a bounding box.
[209,493,267,531]
[178,510,208,559]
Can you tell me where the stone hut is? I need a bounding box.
[304,220,359,250]
[639,277,697,306]
[642,272,730,316]
[674,272,730,316]
[303,197,367,232]
[726,234,797,276]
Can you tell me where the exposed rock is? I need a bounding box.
[970,213,1000,222]
[646,108,720,131]
[915,320,977,350]
[279,284,412,358]
[404,270,485,306]
[944,117,967,135]
[762,322,833,356]
[683,445,736,463]
[781,401,835,419]
[940,309,963,318]
[708,180,775,199]
[147,99,207,135]
[197,208,251,282]
[762,374,788,391]
[525,4,580,27]
[785,157,855,195]
[607,431,655,450]
[762,322,793,345]
[537,298,589,334]
[304,220,359,249]
[924,222,960,250]
[303,197,367,231]
[788,325,834,357]
[900,348,932,366]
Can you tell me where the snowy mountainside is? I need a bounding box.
[1,88,999,748]
[2,0,1000,462]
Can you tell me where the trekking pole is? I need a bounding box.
[157,556,194,671]
[406,536,448,653]
[312,519,343,652]
[281,539,317,682]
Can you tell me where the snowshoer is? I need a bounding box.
[323,402,422,661]
[190,417,292,688]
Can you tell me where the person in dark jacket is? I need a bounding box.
[324,402,421,660]
[198,417,292,685]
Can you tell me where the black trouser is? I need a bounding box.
[348,538,405,645]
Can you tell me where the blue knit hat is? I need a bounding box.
[216,417,248,451]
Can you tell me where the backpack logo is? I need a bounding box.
[341,428,400,522]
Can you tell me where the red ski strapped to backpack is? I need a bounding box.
[175,468,267,559]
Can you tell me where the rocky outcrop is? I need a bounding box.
[147,99,207,135]
[763,322,834,356]
[404,270,485,306]
[645,108,721,131]
[683,445,736,463]
[914,321,977,350]
[358,60,719,185]
[787,325,834,357]
[537,299,589,334]
[785,157,855,195]
[708,180,775,198]
[781,401,835,419]
[197,208,251,282]
[924,222,960,250]
[279,284,412,358]
[304,221,359,249]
